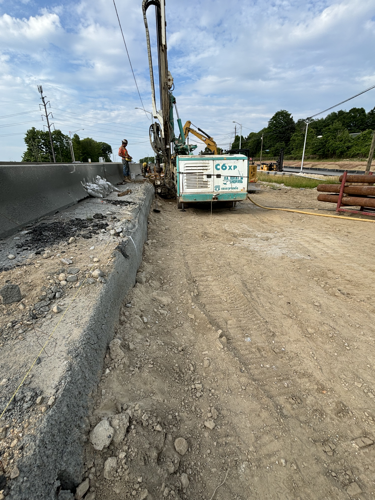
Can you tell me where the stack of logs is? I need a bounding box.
[317,173,375,210]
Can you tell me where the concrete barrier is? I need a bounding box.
[6,184,154,499]
[0,163,123,239]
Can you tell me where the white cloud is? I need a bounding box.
[0,12,62,45]
[0,0,374,160]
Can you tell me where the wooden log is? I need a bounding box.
[317,184,375,196]
[317,193,375,208]
[338,174,375,183]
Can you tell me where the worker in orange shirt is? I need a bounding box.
[118,139,132,181]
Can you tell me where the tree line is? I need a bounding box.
[22,127,112,162]
[231,107,375,160]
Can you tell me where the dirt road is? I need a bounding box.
[84,186,375,500]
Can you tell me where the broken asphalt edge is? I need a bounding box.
[6,183,154,500]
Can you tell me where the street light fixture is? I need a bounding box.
[233,121,242,149]
[69,128,84,138]
[135,107,153,121]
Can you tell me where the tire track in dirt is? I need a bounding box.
[180,203,374,499]
[181,245,337,497]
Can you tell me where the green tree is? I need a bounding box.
[72,134,82,162]
[341,107,367,132]
[22,127,71,162]
[313,120,352,158]
[51,129,71,162]
[367,107,375,129]
[243,130,265,157]
[22,127,47,162]
[231,134,245,150]
[139,156,155,163]
[78,137,112,162]
[267,110,295,154]
[98,142,112,162]
[348,129,374,158]
[289,121,316,157]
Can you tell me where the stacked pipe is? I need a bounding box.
[317,174,375,209]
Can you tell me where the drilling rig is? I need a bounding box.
[142,0,249,207]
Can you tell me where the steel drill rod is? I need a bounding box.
[338,174,375,183]
[317,194,375,208]
[317,184,375,196]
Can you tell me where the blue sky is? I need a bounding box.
[0,0,374,161]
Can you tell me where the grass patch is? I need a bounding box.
[257,172,340,189]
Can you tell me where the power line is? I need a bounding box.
[51,106,149,133]
[0,109,39,120]
[112,0,148,117]
[308,83,375,120]
[0,132,25,138]
[0,119,41,129]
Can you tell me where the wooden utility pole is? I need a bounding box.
[38,85,56,163]
[365,131,375,174]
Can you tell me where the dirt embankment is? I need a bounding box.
[79,187,375,500]
[284,160,369,171]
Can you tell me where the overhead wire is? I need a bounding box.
[307,83,375,120]
[112,0,148,119]
[51,106,149,133]
[0,119,42,129]
[0,109,39,119]
[0,132,25,138]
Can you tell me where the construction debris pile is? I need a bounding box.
[82,176,120,199]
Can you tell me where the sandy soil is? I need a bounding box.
[83,185,375,500]
[284,160,370,171]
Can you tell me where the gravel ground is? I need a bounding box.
[81,185,375,500]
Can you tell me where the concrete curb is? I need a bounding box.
[0,163,123,239]
[7,183,154,500]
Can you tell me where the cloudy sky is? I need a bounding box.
[0,0,374,161]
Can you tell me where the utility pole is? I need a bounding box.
[38,85,56,163]
[233,121,242,149]
[365,131,375,173]
[300,120,310,173]
[260,133,264,164]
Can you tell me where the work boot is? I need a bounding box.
[124,176,131,182]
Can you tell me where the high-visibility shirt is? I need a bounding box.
[118,145,131,160]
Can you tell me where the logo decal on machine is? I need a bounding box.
[215,163,238,171]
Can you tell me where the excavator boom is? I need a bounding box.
[183,121,218,155]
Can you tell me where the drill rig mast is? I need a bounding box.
[142,0,170,168]
[142,0,192,187]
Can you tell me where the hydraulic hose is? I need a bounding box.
[247,195,375,223]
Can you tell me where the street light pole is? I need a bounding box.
[300,120,310,173]
[233,121,242,149]
[68,128,84,163]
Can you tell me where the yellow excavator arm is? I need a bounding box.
[183,121,218,155]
